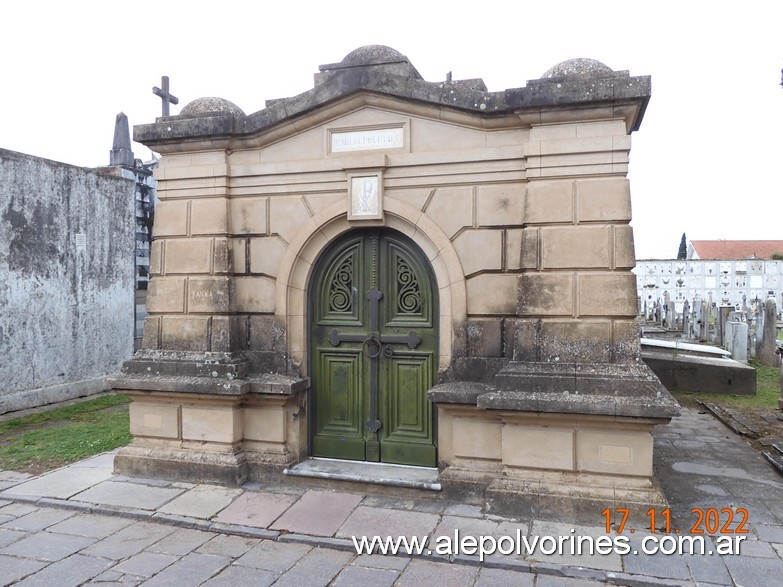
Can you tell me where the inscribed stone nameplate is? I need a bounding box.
[331,127,404,153]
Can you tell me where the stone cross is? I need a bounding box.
[153,76,179,117]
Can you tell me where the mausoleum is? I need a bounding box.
[112,46,678,515]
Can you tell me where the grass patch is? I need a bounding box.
[673,359,779,409]
[0,394,132,474]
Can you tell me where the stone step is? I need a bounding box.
[283,458,441,491]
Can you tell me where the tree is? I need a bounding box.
[677,233,687,260]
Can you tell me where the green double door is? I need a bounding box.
[310,230,437,467]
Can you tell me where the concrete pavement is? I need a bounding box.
[0,406,782,586]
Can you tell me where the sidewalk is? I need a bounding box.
[0,406,782,586]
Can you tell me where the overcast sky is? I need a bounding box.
[3,2,781,259]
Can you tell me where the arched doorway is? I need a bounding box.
[309,229,438,467]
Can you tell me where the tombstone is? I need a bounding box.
[698,300,709,340]
[717,305,734,347]
[758,298,779,366]
[725,321,749,362]
[662,291,671,328]
[682,299,690,336]
[755,302,765,357]
[110,47,678,515]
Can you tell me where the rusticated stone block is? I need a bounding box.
[476,184,524,226]
[187,278,233,313]
[453,230,502,275]
[518,273,573,316]
[576,177,631,222]
[165,238,213,274]
[524,180,573,224]
[160,316,210,351]
[153,200,188,237]
[578,273,637,317]
[146,278,186,313]
[466,274,517,315]
[249,236,288,276]
[230,197,267,235]
[541,226,611,269]
[190,198,228,235]
[539,320,613,363]
[466,319,503,358]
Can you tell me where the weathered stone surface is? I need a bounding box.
[642,351,756,395]
[0,149,134,414]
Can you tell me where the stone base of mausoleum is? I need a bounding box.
[428,360,679,521]
[110,352,309,486]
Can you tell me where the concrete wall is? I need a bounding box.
[0,148,135,413]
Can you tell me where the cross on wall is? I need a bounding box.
[152,76,179,117]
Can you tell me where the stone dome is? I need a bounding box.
[340,45,408,67]
[180,97,245,118]
[541,58,616,80]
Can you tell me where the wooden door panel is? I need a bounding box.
[311,349,365,460]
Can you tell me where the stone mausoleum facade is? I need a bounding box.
[112,46,678,514]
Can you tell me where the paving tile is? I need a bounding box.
[352,553,410,570]
[395,559,478,587]
[271,490,363,537]
[140,552,230,586]
[494,520,531,541]
[622,547,690,580]
[14,553,113,587]
[0,507,75,532]
[361,495,446,514]
[0,553,47,587]
[535,576,608,587]
[336,506,440,540]
[753,524,783,543]
[113,551,178,577]
[724,552,783,586]
[475,567,535,587]
[432,515,499,543]
[82,521,176,560]
[273,547,355,587]
[443,503,484,518]
[2,467,112,499]
[0,503,38,517]
[111,475,174,488]
[47,512,135,539]
[0,531,95,562]
[75,452,117,469]
[214,491,297,528]
[332,564,399,587]
[0,528,27,548]
[157,484,242,519]
[147,527,216,555]
[683,546,732,586]
[201,564,277,587]
[196,534,260,557]
[72,480,184,510]
[0,472,32,483]
[235,540,312,572]
[737,538,778,558]
[526,521,622,572]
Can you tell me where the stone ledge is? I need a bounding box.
[109,372,309,397]
[494,361,670,396]
[477,390,678,419]
[122,350,249,379]
[247,373,309,395]
[109,374,249,395]
[427,381,494,404]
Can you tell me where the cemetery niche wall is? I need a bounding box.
[1,148,135,414]
[112,46,679,513]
